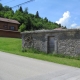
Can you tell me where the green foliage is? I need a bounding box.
[24,7,28,14]
[26,16,32,30]
[0,3,3,11]
[0,11,5,17]
[0,3,67,31]
[58,23,61,27]
[35,11,39,18]
[4,6,12,11]
[19,6,23,13]
[4,10,14,18]
[19,23,26,32]
[44,17,48,22]
[12,10,24,24]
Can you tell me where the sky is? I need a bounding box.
[0,0,80,29]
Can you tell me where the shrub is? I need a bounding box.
[19,23,26,32]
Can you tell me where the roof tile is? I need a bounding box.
[0,17,20,24]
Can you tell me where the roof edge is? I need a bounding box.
[21,29,80,34]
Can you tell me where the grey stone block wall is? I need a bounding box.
[21,29,80,56]
[21,32,48,53]
[33,34,47,52]
[58,39,80,56]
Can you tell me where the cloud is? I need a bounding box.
[71,23,77,27]
[56,11,70,26]
[76,26,80,29]
[70,23,80,29]
[70,23,77,29]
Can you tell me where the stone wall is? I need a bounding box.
[21,29,80,56]
[21,32,47,52]
[58,39,80,56]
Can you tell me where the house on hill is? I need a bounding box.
[0,17,20,31]
[0,17,21,38]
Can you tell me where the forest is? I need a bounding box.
[0,3,66,31]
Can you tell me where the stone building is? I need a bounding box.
[21,29,80,56]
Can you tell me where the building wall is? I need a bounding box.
[0,21,19,31]
[57,30,80,56]
[21,29,80,56]
[0,29,21,38]
[58,39,80,56]
[22,32,47,52]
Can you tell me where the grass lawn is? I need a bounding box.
[0,37,80,68]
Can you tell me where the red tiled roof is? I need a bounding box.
[0,17,20,24]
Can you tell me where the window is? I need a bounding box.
[4,25,8,29]
[10,26,15,30]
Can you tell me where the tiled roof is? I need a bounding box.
[0,17,20,24]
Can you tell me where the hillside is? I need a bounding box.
[0,3,66,31]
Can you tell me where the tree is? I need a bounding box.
[62,26,67,29]
[44,17,48,22]
[4,6,11,11]
[0,11,5,17]
[4,10,14,18]
[0,3,3,11]
[24,7,28,14]
[0,3,61,31]
[19,23,26,32]
[58,24,61,27]
[12,10,24,24]
[19,6,23,13]
[37,22,43,29]
[35,11,39,18]
[26,17,32,30]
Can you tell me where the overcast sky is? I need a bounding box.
[1,0,80,29]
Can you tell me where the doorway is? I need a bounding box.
[48,36,55,53]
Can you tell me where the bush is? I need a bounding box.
[19,23,26,32]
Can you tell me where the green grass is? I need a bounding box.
[0,37,80,68]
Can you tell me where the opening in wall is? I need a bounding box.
[48,36,55,53]
[4,25,8,29]
[9,26,15,30]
